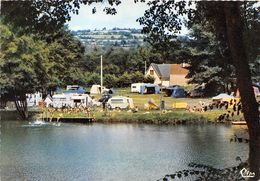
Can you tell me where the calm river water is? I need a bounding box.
[0,120,248,181]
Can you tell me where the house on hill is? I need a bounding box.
[145,63,189,87]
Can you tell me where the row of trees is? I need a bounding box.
[0,22,86,118]
[84,71,153,88]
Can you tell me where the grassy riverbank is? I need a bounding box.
[1,108,244,124]
[93,109,243,124]
[94,110,208,124]
[37,108,243,125]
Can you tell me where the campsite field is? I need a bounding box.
[40,88,245,124]
[93,88,211,110]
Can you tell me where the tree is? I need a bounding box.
[104,74,118,88]
[223,3,259,179]
[184,23,236,96]
[0,23,49,119]
[45,27,86,89]
[0,21,86,119]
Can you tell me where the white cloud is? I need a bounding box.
[67,1,149,30]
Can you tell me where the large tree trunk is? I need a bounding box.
[224,2,260,180]
[0,99,7,109]
[14,93,28,120]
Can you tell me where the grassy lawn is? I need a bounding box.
[107,88,211,110]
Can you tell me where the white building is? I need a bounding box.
[26,92,42,107]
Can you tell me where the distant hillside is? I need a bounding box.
[71,28,146,51]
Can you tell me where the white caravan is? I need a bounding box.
[52,94,92,108]
[131,83,144,93]
[107,96,134,109]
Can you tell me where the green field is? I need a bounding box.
[106,88,211,110]
[40,88,244,124]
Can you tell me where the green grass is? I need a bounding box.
[93,109,243,124]
[95,110,205,124]
[39,108,243,125]
[112,88,211,110]
[39,109,92,119]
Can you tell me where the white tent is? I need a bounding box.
[212,93,234,102]
[44,95,53,107]
[90,85,108,94]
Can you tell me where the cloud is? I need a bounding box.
[67,1,149,30]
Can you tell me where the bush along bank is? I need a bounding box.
[35,109,244,125]
[93,110,233,125]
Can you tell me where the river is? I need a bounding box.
[0,120,248,181]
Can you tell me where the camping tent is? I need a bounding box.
[140,84,160,94]
[212,93,234,102]
[64,86,85,94]
[44,95,53,107]
[90,85,109,94]
[166,86,186,98]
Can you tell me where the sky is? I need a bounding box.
[67,1,149,31]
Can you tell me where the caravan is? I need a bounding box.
[70,94,91,108]
[131,83,143,93]
[131,83,160,94]
[107,96,134,109]
[51,94,92,108]
[52,94,69,108]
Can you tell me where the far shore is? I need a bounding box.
[0,109,244,126]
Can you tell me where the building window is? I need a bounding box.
[150,70,154,75]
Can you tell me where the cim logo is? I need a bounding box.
[240,168,255,178]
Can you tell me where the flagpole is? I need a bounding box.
[101,55,103,94]
[144,60,147,75]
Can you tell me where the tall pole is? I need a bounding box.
[144,60,147,75]
[101,55,103,94]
